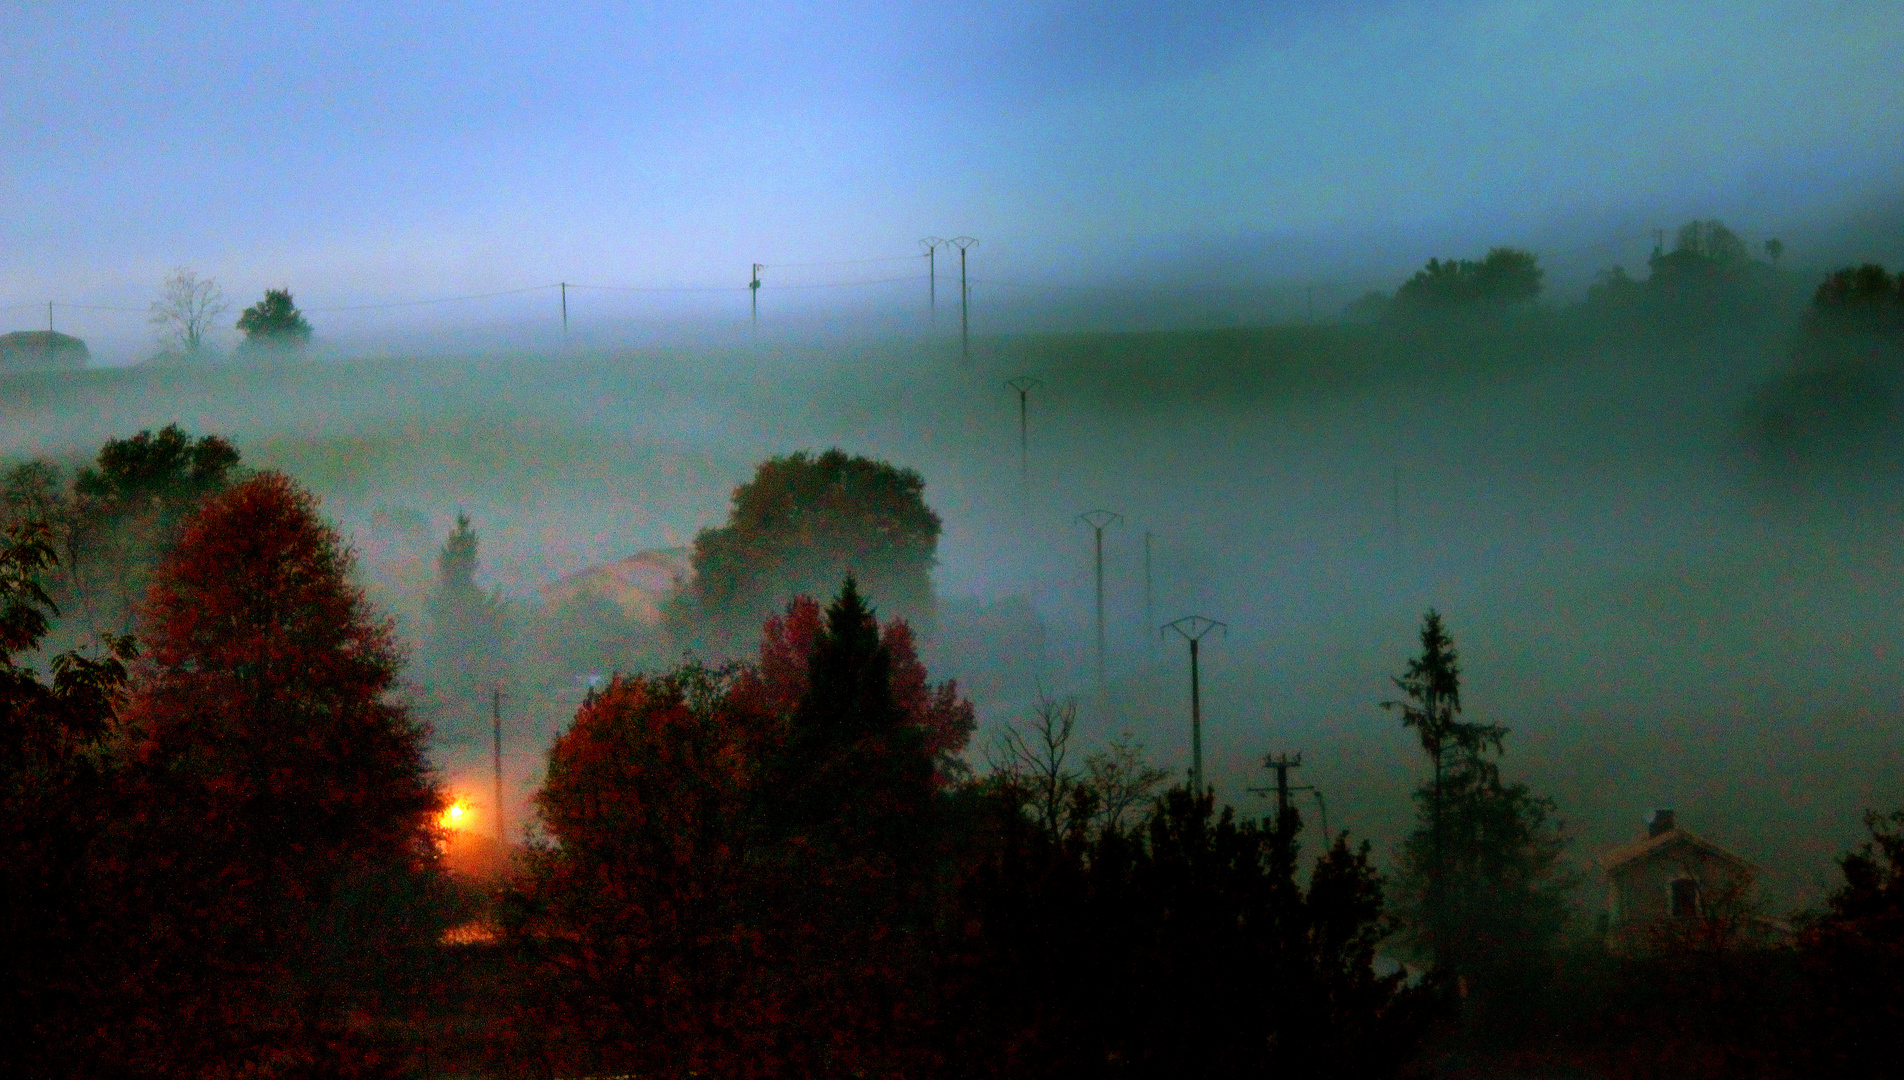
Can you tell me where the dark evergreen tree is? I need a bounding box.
[945,785,1431,1079]
[236,287,313,349]
[425,512,508,693]
[514,580,972,1079]
[0,522,134,1077]
[1797,808,1904,1079]
[768,576,932,855]
[1385,611,1572,1022]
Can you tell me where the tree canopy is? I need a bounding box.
[522,579,975,1077]
[108,471,444,1073]
[0,424,242,640]
[1392,248,1542,311]
[236,287,313,348]
[678,449,942,650]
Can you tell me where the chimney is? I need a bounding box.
[1648,808,1676,838]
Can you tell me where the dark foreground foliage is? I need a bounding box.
[493,583,1429,1079]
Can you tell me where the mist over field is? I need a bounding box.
[10,3,1904,1071]
[8,292,1902,913]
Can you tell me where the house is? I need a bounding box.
[541,547,691,625]
[1599,809,1783,953]
[0,329,88,370]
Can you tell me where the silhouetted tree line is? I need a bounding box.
[1745,260,1904,463]
[10,430,1904,1077]
[495,582,1432,1079]
[2,433,452,1078]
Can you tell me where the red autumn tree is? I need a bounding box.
[520,667,775,1077]
[105,471,444,1076]
[732,591,975,790]
[517,580,976,1078]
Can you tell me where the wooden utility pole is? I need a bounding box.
[491,686,506,845]
[1005,376,1041,481]
[750,263,763,328]
[560,281,568,337]
[1252,752,1313,818]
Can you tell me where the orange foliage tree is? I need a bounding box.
[104,472,445,1076]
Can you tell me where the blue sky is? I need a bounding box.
[4,0,1901,357]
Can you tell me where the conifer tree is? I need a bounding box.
[1385,612,1571,1019]
[425,512,508,692]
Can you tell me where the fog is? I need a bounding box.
[7,0,1904,934]
[7,284,1904,916]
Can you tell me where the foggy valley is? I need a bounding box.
[8,289,1899,914]
[6,2,1903,1075]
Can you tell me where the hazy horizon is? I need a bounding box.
[6,1,1902,364]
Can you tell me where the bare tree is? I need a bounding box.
[1084,732,1169,832]
[987,693,1083,842]
[148,268,227,357]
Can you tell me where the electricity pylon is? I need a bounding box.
[1163,616,1225,793]
[951,237,977,360]
[1078,510,1122,696]
[921,237,947,321]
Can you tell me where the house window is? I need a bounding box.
[1670,877,1700,917]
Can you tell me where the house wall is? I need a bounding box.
[1607,842,1751,929]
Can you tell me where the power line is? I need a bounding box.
[305,284,559,312]
[764,274,928,290]
[759,253,924,269]
[568,281,746,293]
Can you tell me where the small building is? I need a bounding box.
[0,329,89,370]
[1599,809,1782,953]
[541,547,692,626]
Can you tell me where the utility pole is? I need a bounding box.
[560,282,568,338]
[951,237,977,361]
[491,685,507,845]
[1143,532,1155,659]
[920,237,946,322]
[750,263,763,328]
[48,300,54,333]
[1077,510,1122,695]
[1004,376,1041,482]
[1392,464,1401,547]
[1162,616,1225,793]
[1250,751,1313,819]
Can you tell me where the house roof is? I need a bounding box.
[541,547,692,622]
[1598,826,1754,875]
